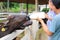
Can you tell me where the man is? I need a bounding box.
[37,0,60,40]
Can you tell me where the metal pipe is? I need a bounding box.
[26,0,28,14]
[35,0,38,12]
[7,0,9,12]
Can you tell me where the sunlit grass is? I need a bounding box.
[0,20,7,23]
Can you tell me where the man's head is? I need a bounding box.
[49,0,60,14]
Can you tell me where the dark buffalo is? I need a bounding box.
[0,15,32,38]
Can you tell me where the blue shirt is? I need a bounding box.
[47,11,56,40]
[48,13,60,40]
[47,10,56,27]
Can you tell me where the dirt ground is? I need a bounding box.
[35,28,48,40]
[16,28,48,40]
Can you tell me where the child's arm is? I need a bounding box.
[45,14,52,20]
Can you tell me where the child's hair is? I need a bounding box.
[52,0,60,9]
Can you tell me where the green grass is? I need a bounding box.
[0,20,7,23]
[0,20,3,23]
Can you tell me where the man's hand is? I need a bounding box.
[37,17,43,22]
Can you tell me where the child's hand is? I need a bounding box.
[45,14,49,19]
[45,14,52,20]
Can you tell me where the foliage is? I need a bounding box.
[0,2,35,13]
[42,8,49,13]
[22,4,35,13]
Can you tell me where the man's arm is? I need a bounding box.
[38,18,53,36]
